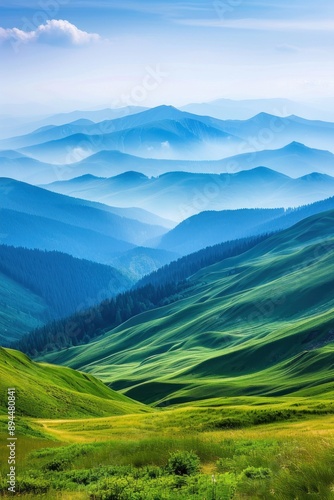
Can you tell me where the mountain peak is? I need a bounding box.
[138,105,184,121]
[299,172,333,182]
[109,171,148,182]
[237,166,291,180]
[251,111,278,121]
[284,141,310,151]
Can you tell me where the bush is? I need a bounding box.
[242,466,271,479]
[166,451,200,476]
[210,417,245,429]
[42,458,69,471]
[16,478,50,494]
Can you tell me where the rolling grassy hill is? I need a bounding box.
[41,209,334,405]
[0,347,149,418]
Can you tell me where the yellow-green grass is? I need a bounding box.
[0,347,150,419]
[0,402,334,499]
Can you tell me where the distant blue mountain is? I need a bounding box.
[0,106,148,145]
[2,141,333,185]
[181,98,321,120]
[158,196,334,255]
[3,106,331,164]
[0,178,169,255]
[42,167,334,221]
[0,207,135,262]
[18,111,242,162]
[216,142,334,177]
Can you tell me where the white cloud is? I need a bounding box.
[0,20,101,47]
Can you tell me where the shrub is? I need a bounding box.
[210,417,245,429]
[42,458,69,471]
[166,451,200,476]
[16,478,49,494]
[242,466,272,479]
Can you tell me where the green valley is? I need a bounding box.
[41,209,334,405]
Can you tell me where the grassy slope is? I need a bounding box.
[0,272,49,344]
[41,210,334,404]
[0,246,134,345]
[0,347,149,418]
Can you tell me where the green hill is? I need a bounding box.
[41,210,334,404]
[0,347,149,418]
[0,245,133,345]
[0,272,49,344]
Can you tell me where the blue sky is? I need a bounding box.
[0,0,333,114]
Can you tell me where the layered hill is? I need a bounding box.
[181,98,321,121]
[0,245,133,345]
[2,143,334,185]
[42,168,334,221]
[0,347,148,418]
[159,196,334,254]
[41,209,334,404]
[0,178,167,245]
[217,142,334,178]
[2,106,333,163]
[0,178,173,269]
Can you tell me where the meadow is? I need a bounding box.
[1,397,334,499]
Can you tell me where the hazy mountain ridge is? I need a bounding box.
[159,196,334,254]
[0,177,168,246]
[2,142,334,185]
[2,106,334,166]
[42,167,334,221]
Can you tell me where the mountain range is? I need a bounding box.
[0,105,148,141]
[181,98,327,121]
[0,178,179,276]
[3,141,334,187]
[158,196,334,254]
[42,168,334,221]
[2,106,334,166]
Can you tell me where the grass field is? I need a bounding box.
[0,400,334,499]
[0,348,149,418]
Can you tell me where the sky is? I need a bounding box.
[0,0,334,115]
